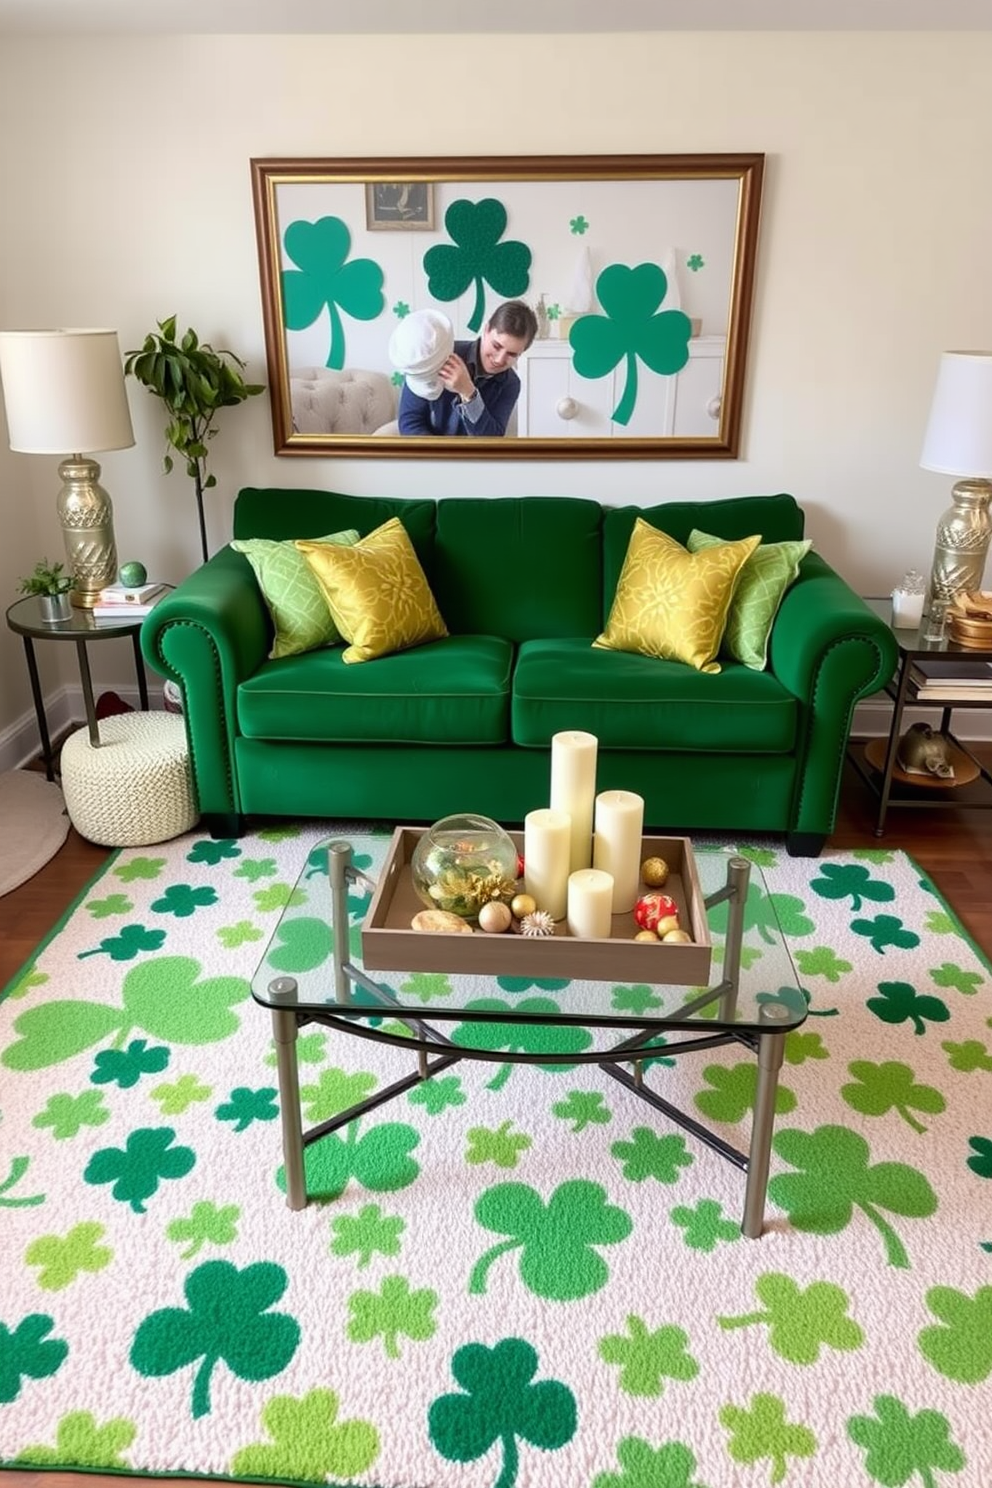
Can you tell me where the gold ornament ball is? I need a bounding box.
[656,914,680,936]
[478,900,513,934]
[510,892,537,920]
[641,856,669,887]
[662,928,693,944]
[633,929,659,943]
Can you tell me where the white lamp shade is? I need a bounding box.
[920,350,992,477]
[0,328,134,454]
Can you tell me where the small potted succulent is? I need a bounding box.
[19,558,74,622]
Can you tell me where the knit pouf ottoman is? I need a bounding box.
[60,712,199,847]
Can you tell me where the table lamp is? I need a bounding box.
[0,328,135,608]
[920,349,992,618]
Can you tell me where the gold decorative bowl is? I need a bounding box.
[947,591,992,647]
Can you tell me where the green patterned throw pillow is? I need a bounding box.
[232,529,360,659]
[687,528,812,670]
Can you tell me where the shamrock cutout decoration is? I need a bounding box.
[282,216,385,369]
[423,197,531,332]
[570,263,691,425]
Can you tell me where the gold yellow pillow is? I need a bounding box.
[594,519,760,673]
[296,517,447,664]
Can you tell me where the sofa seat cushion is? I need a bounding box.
[511,638,798,753]
[238,634,513,745]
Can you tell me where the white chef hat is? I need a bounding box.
[388,310,454,400]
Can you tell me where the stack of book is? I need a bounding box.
[92,581,168,619]
[909,657,992,702]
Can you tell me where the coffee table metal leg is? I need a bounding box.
[269,982,306,1210]
[719,856,749,1022]
[742,1013,788,1238]
[328,840,352,1003]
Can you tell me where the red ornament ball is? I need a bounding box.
[516,852,525,880]
[633,892,679,932]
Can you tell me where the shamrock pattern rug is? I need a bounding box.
[1,824,991,1488]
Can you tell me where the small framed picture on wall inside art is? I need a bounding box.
[365,181,435,230]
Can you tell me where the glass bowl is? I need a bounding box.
[411,813,519,922]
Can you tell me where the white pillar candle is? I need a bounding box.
[523,807,572,920]
[567,868,614,940]
[550,730,598,874]
[593,789,645,913]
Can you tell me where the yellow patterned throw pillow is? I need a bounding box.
[296,517,447,664]
[594,519,761,673]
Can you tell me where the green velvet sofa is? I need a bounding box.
[141,488,897,856]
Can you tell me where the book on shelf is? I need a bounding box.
[97,580,167,605]
[910,658,992,683]
[91,593,167,620]
[909,659,992,699]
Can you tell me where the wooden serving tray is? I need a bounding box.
[362,828,712,984]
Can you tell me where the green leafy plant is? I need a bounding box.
[125,315,263,564]
[18,559,73,598]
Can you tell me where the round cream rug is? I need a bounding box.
[0,770,71,897]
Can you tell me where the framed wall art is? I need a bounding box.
[365,181,435,231]
[250,153,764,460]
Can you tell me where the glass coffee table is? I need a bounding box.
[251,830,805,1238]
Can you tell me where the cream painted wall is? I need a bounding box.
[1,30,991,749]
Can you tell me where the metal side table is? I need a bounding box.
[5,595,151,780]
[846,596,992,835]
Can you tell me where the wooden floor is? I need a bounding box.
[0,746,989,1488]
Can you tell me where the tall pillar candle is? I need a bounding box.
[593,789,645,913]
[523,807,571,921]
[550,730,598,874]
[567,868,614,940]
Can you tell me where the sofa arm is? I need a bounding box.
[769,553,898,843]
[141,547,270,820]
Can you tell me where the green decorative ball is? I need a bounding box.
[118,561,147,586]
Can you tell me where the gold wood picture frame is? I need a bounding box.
[251,153,764,460]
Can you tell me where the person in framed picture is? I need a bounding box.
[396,300,538,437]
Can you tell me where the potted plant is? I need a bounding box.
[125,315,264,564]
[19,559,74,622]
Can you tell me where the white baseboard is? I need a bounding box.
[0,679,166,773]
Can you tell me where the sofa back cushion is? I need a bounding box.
[433,496,603,641]
[601,494,805,620]
[234,489,438,573]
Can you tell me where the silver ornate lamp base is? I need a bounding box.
[56,454,118,608]
[925,478,992,617]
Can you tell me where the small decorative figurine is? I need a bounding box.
[896,722,955,779]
